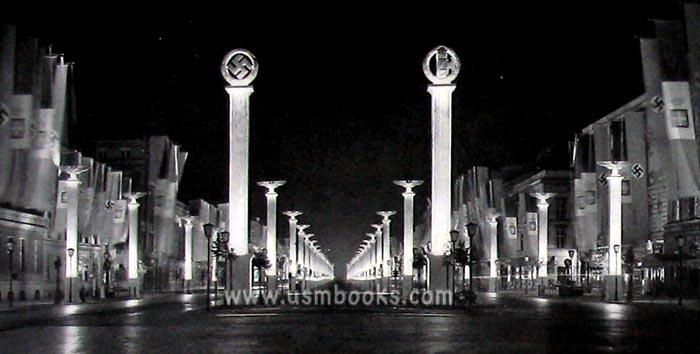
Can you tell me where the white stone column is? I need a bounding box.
[486,209,502,293]
[531,192,555,293]
[284,212,302,291]
[258,181,286,292]
[424,46,460,257]
[598,161,628,301]
[394,180,423,296]
[125,192,145,297]
[177,216,194,288]
[377,211,396,291]
[222,49,258,292]
[59,166,86,304]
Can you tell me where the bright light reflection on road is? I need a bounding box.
[60,326,80,354]
[602,303,628,321]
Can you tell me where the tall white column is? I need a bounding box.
[378,211,396,291]
[60,165,86,304]
[486,209,501,293]
[177,216,194,283]
[424,46,460,256]
[598,161,628,301]
[284,211,302,291]
[394,180,423,296]
[125,191,145,297]
[531,192,555,290]
[258,181,286,292]
[222,48,258,292]
[371,225,383,281]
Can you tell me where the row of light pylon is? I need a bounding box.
[283,211,334,284]
[346,211,397,282]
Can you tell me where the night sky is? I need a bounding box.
[4,2,682,271]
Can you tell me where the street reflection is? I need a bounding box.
[59,326,80,354]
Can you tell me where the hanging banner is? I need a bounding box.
[30,108,56,159]
[8,95,31,149]
[506,217,518,239]
[662,81,700,198]
[527,212,538,238]
[112,199,127,224]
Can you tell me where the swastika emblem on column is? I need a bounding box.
[631,163,645,179]
[423,46,461,84]
[598,173,608,186]
[221,48,258,86]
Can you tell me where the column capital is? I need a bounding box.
[296,224,310,233]
[60,166,88,181]
[394,180,424,193]
[124,192,146,205]
[257,180,286,194]
[530,192,556,206]
[485,208,502,223]
[427,84,457,95]
[377,211,397,223]
[224,85,254,97]
[597,161,630,177]
[371,224,383,234]
[177,215,195,227]
[283,210,302,221]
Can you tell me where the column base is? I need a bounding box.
[231,254,252,293]
[402,276,413,299]
[428,255,448,291]
[487,277,498,293]
[605,275,624,302]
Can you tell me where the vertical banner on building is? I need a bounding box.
[526,212,538,238]
[8,95,31,149]
[506,217,518,239]
[662,81,700,198]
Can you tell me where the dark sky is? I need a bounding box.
[6,1,682,271]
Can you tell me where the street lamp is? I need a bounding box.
[202,223,214,311]
[613,244,620,302]
[68,248,75,303]
[568,249,575,282]
[449,229,459,306]
[7,237,14,307]
[103,250,111,298]
[524,255,530,294]
[54,256,62,304]
[466,222,478,297]
[676,234,685,306]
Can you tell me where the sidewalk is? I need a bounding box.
[496,288,700,310]
[0,291,196,314]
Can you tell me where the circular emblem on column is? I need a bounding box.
[423,45,460,84]
[221,48,258,86]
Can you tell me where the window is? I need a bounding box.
[556,227,566,248]
[555,199,567,220]
[622,180,631,196]
[671,109,689,128]
[20,238,25,272]
[519,233,524,251]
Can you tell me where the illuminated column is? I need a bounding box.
[257,181,286,292]
[486,208,502,293]
[394,180,422,296]
[177,216,194,292]
[377,211,396,291]
[598,161,629,301]
[60,165,86,303]
[303,234,314,290]
[423,46,460,257]
[531,192,556,292]
[222,49,258,291]
[284,211,302,291]
[371,224,383,288]
[125,191,146,297]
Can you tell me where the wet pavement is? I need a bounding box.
[0,292,698,353]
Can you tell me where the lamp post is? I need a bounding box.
[54,256,62,303]
[203,223,214,311]
[68,248,75,303]
[466,222,478,298]
[103,250,111,299]
[568,249,575,283]
[7,237,15,307]
[676,235,685,306]
[613,244,620,302]
[524,256,530,294]
[449,230,458,306]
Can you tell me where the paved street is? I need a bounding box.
[0,292,698,353]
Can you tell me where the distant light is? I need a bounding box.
[499,75,504,80]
